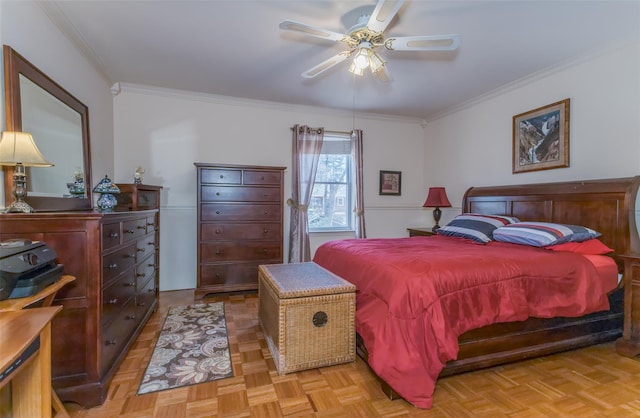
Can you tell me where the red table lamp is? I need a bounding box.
[423,187,452,232]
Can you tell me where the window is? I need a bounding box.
[309,132,354,232]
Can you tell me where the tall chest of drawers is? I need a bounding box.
[195,163,286,298]
[0,209,159,408]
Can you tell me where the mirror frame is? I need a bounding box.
[3,45,92,211]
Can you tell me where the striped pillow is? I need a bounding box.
[436,213,521,244]
[492,222,601,247]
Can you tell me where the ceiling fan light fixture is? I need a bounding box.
[352,42,373,70]
[348,61,365,76]
[369,51,386,73]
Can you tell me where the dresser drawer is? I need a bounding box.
[101,299,138,372]
[135,254,157,290]
[243,170,282,185]
[201,223,282,241]
[136,234,156,259]
[135,275,156,320]
[145,215,157,233]
[103,243,137,284]
[102,222,122,250]
[200,242,281,261]
[201,185,280,203]
[201,203,281,222]
[201,168,242,184]
[102,269,136,326]
[122,218,148,242]
[200,261,275,287]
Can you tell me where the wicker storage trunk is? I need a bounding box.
[258,262,356,374]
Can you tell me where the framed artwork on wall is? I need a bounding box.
[512,98,570,174]
[379,170,401,196]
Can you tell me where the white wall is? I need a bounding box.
[113,86,426,291]
[423,42,640,226]
[0,1,114,205]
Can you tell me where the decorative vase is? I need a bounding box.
[93,175,120,212]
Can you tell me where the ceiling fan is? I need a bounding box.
[279,0,460,82]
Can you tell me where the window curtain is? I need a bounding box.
[351,129,366,238]
[288,125,324,263]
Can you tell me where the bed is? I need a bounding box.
[313,176,640,409]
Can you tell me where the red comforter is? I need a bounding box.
[313,235,618,409]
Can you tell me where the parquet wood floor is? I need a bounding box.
[67,290,640,417]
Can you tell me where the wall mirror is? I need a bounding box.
[3,44,92,211]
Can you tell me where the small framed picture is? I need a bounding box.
[379,170,401,196]
[512,98,570,174]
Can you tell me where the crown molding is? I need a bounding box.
[424,40,638,123]
[116,82,424,125]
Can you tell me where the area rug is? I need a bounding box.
[137,302,233,395]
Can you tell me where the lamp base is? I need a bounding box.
[431,207,442,233]
[4,199,35,213]
[5,165,34,213]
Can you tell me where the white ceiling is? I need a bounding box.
[41,0,639,120]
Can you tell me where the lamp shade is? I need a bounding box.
[0,131,53,167]
[423,187,452,208]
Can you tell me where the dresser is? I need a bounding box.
[195,163,285,298]
[0,210,159,407]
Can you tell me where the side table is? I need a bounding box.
[0,306,61,417]
[0,275,75,418]
[407,228,436,237]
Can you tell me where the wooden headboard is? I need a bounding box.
[463,177,640,268]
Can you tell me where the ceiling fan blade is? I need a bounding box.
[384,34,461,51]
[366,0,405,34]
[279,20,348,42]
[302,51,352,79]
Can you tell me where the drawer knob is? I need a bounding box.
[147,222,154,227]
[263,210,268,215]
[215,273,221,278]
[137,225,146,230]
[216,192,220,196]
[215,250,221,255]
[109,232,119,239]
[260,176,265,180]
[125,282,135,287]
[216,211,221,215]
[263,193,269,197]
[148,263,155,268]
[313,311,328,327]
[137,302,146,307]
[126,314,136,320]
[263,248,268,253]
[136,273,146,278]
[125,253,136,258]
[263,229,269,234]
[219,175,224,179]
[137,247,146,253]
[108,263,118,269]
[105,339,117,346]
[108,298,118,304]
[148,288,155,293]
[126,229,135,234]
[148,242,154,246]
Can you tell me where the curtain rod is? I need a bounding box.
[289,126,353,135]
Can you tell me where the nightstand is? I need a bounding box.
[616,254,640,358]
[407,228,436,237]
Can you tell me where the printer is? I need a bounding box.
[0,240,63,300]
